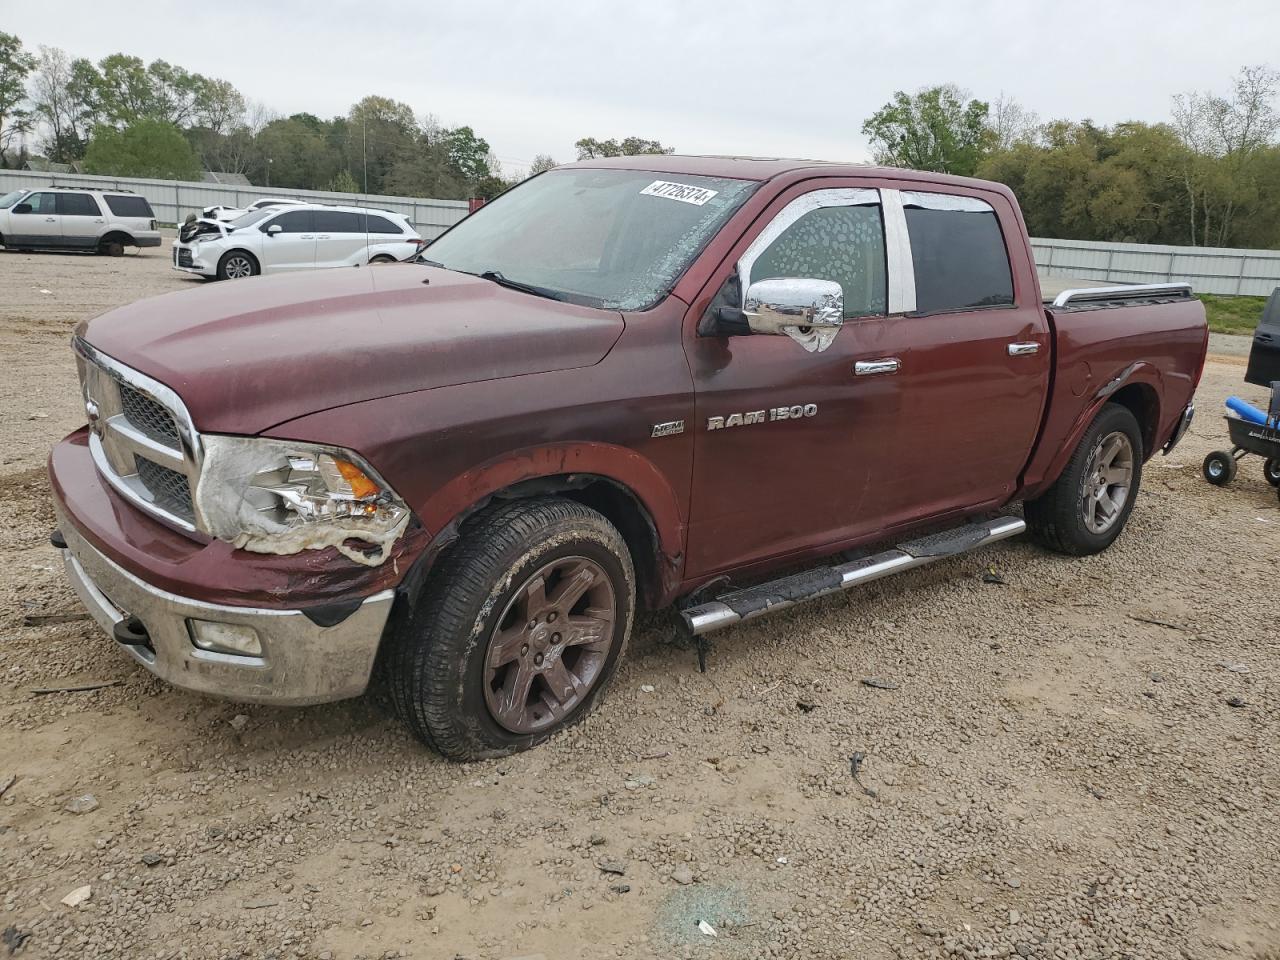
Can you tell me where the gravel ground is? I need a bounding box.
[1,246,1278,960]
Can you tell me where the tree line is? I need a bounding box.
[3,30,1275,248]
[862,69,1280,249]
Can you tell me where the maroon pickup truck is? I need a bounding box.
[50,156,1207,759]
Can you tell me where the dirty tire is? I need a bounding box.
[1025,403,1144,556]
[99,238,125,257]
[1202,450,1237,486]
[217,250,258,280]
[389,497,635,760]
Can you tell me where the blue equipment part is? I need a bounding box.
[1225,396,1271,425]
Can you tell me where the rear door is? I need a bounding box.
[56,192,104,248]
[1245,287,1280,387]
[10,191,62,244]
[313,210,366,267]
[260,209,316,272]
[860,188,1050,525]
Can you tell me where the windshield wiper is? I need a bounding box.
[473,269,565,302]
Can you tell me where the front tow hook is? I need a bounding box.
[112,616,151,648]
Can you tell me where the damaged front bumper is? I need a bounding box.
[55,515,395,705]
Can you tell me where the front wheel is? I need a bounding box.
[217,250,258,280]
[388,497,635,760]
[1026,403,1144,556]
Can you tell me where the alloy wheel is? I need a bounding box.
[1082,430,1134,534]
[483,556,616,734]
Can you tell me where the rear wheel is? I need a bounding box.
[217,251,258,280]
[1026,404,1144,556]
[1264,457,1280,487]
[369,255,396,265]
[1202,451,1237,486]
[388,497,635,759]
[97,235,128,257]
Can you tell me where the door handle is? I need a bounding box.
[1008,341,1041,356]
[316,234,330,239]
[45,217,57,222]
[854,358,901,376]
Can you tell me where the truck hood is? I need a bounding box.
[79,265,625,435]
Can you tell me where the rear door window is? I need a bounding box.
[314,211,362,233]
[57,192,101,217]
[902,192,1014,313]
[270,210,315,233]
[103,195,154,218]
[746,196,887,319]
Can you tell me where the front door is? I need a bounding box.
[684,183,896,578]
[11,191,62,244]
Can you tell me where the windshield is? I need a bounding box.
[0,190,26,209]
[228,207,278,229]
[422,168,756,310]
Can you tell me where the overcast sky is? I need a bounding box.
[6,0,1279,175]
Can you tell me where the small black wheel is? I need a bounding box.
[1264,457,1280,487]
[217,250,258,280]
[388,497,635,760]
[1202,451,1237,486]
[1025,403,1143,556]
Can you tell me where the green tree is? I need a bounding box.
[346,95,418,193]
[249,114,338,189]
[83,119,201,179]
[574,136,672,159]
[861,85,992,176]
[326,168,359,193]
[0,31,36,162]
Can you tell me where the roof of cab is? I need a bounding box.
[560,154,1010,195]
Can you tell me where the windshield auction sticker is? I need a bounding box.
[640,180,719,206]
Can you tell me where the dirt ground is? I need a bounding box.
[1,243,1278,960]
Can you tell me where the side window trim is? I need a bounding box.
[895,189,1014,315]
[880,189,916,315]
[737,187,881,294]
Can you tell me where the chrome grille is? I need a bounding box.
[75,338,203,534]
[118,383,180,447]
[134,457,195,522]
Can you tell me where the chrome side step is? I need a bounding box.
[680,516,1026,636]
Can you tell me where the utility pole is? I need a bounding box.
[362,116,368,195]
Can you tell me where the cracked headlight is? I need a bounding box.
[195,436,410,566]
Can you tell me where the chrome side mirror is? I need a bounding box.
[743,277,844,353]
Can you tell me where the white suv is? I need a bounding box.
[172,203,424,280]
[0,187,161,255]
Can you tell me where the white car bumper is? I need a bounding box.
[171,241,216,276]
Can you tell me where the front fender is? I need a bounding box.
[419,441,686,566]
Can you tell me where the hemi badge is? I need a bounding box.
[651,420,685,438]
